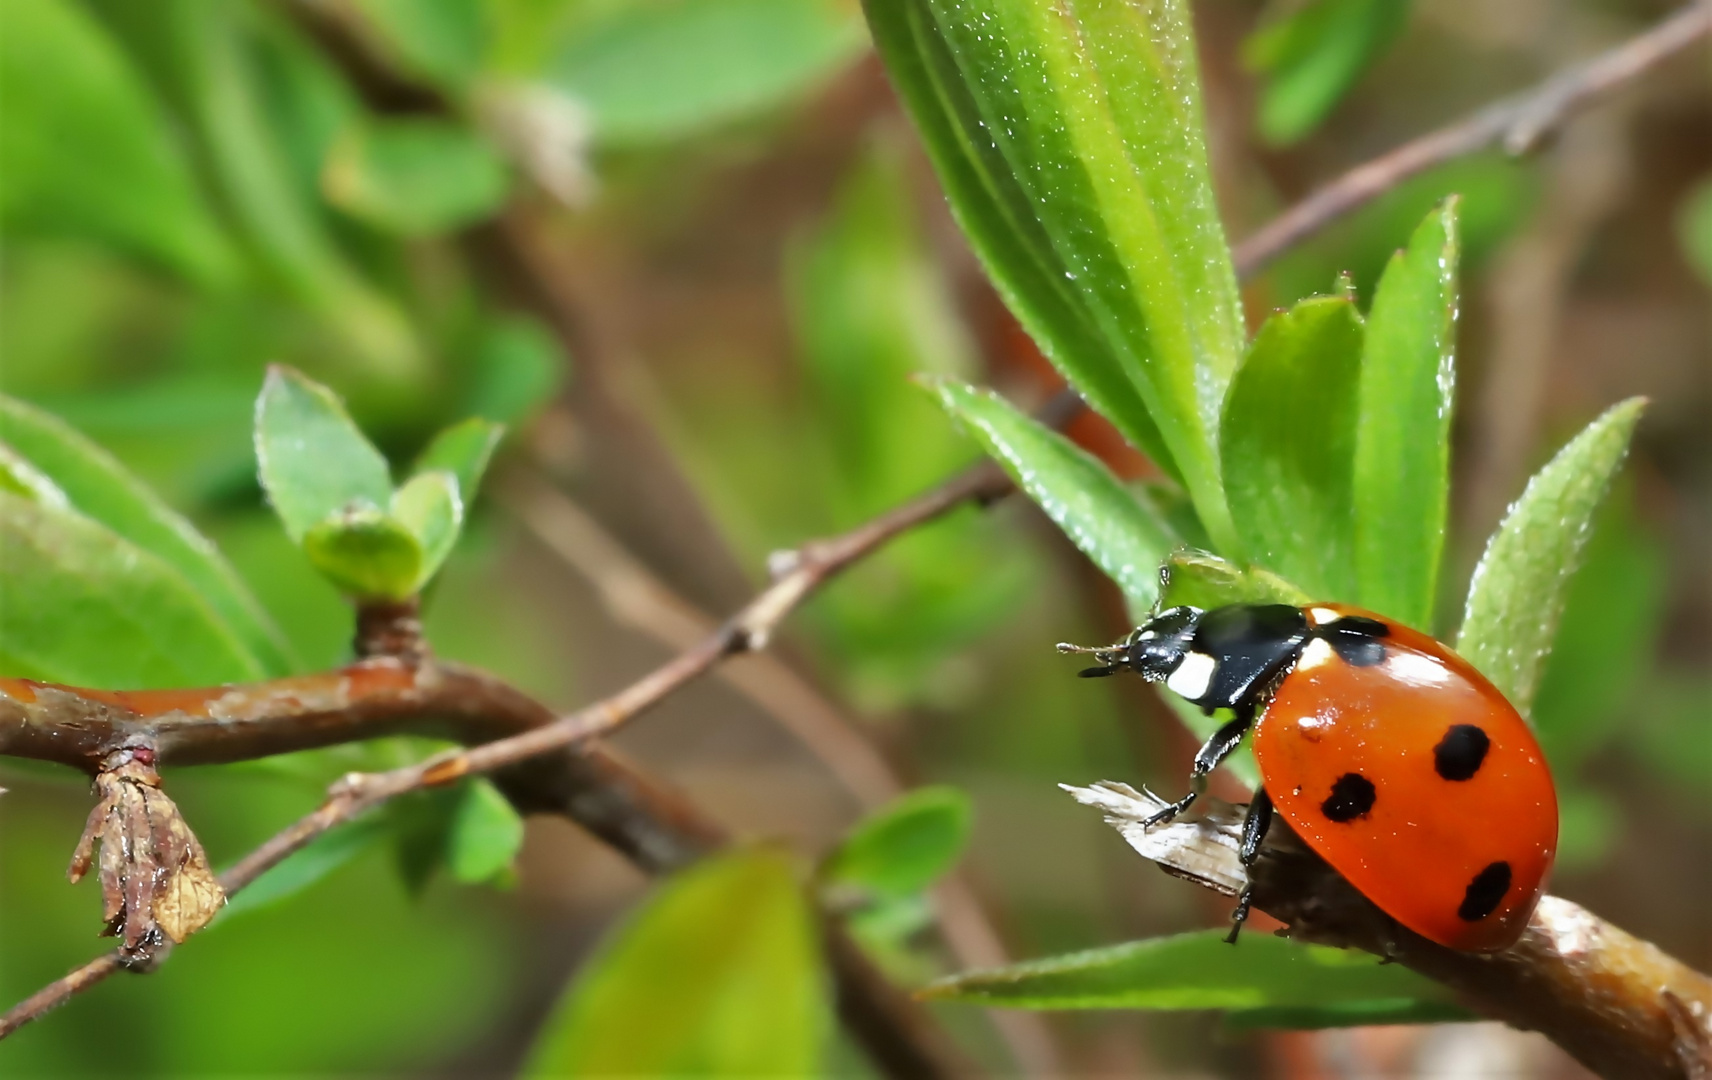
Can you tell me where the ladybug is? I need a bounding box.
[1063,602,1557,952]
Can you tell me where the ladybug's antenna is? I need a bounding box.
[1056,640,1127,677]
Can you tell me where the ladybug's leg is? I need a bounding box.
[1142,706,1254,829]
[1225,787,1274,945]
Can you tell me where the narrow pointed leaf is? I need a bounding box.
[524,848,828,1077]
[1225,998,1469,1030]
[865,0,1246,552]
[1458,398,1646,715]
[0,492,264,687]
[823,786,972,898]
[921,930,1449,1011]
[1,396,292,674]
[0,0,237,286]
[1353,200,1459,631]
[934,379,1176,612]
[1244,0,1411,146]
[1222,297,1364,599]
[256,366,394,544]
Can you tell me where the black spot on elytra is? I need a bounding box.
[1320,773,1376,822]
[1457,861,1512,921]
[1434,724,1491,781]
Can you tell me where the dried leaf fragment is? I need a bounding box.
[68,751,225,960]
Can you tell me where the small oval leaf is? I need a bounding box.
[391,471,463,589]
[256,366,395,544]
[823,785,972,898]
[413,417,505,505]
[448,778,525,886]
[302,505,423,601]
[523,847,828,1077]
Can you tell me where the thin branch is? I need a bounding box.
[0,468,1007,1069]
[495,469,906,808]
[496,467,1067,1076]
[1232,2,1712,277]
[1065,783,1712,1080]
[8,0,1706,1059]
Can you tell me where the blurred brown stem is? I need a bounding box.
[1232,1,1712,276]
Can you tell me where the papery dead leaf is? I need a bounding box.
[67,753,226,960]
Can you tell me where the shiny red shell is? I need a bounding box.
[1252,604,1558,952]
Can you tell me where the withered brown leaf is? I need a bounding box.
[69,754,226,960]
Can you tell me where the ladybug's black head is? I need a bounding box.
[1058,605,1203,680]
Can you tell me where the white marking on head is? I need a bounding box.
[1386,651,1451,686]
[1137,629,1157,641]
[1165,651,1216,700]
[1308,607,1343,626]
[1296,637,1337,670]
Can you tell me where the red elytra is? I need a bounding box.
[1253,604,1557,952]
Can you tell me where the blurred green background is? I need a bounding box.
[1,0,1707,1075]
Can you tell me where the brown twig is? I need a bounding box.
[0,465,1008,1066]
[8,0,1707,1061]
[1231,2,1712,277]
[496,467,1068,1075]
[1064,783,1712,1080]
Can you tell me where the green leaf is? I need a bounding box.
[1530,491,1667,771]
[1458,398,1646,716]
[0,395,293,675]
[1244,0,1411,146]
[1677,176,1712,290]
[0,441,69,507]
[219,812,393,919]
[549,0,867,145]
[0,0,237,286]
[866,0,1246,553]
[323,119,510,237]
[1225,997,1470,1030]
[0,491,264,687]
[151,0,422,380]
[447,779,526,885]
[1157,550,1309,612]
[468,316,565,425]
[524,848,828,1077]
[933,379,1177,613]
[302,505,423,601]
[1221,297,1364,600]
[922,930,1450,1012]
[255,366,394,544]
[793,141,978,513]
[390,471,462,588]
[1353,200,1459,631]
[823,786,972,898]
[349,0,486,88]
[413,417,505,505]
